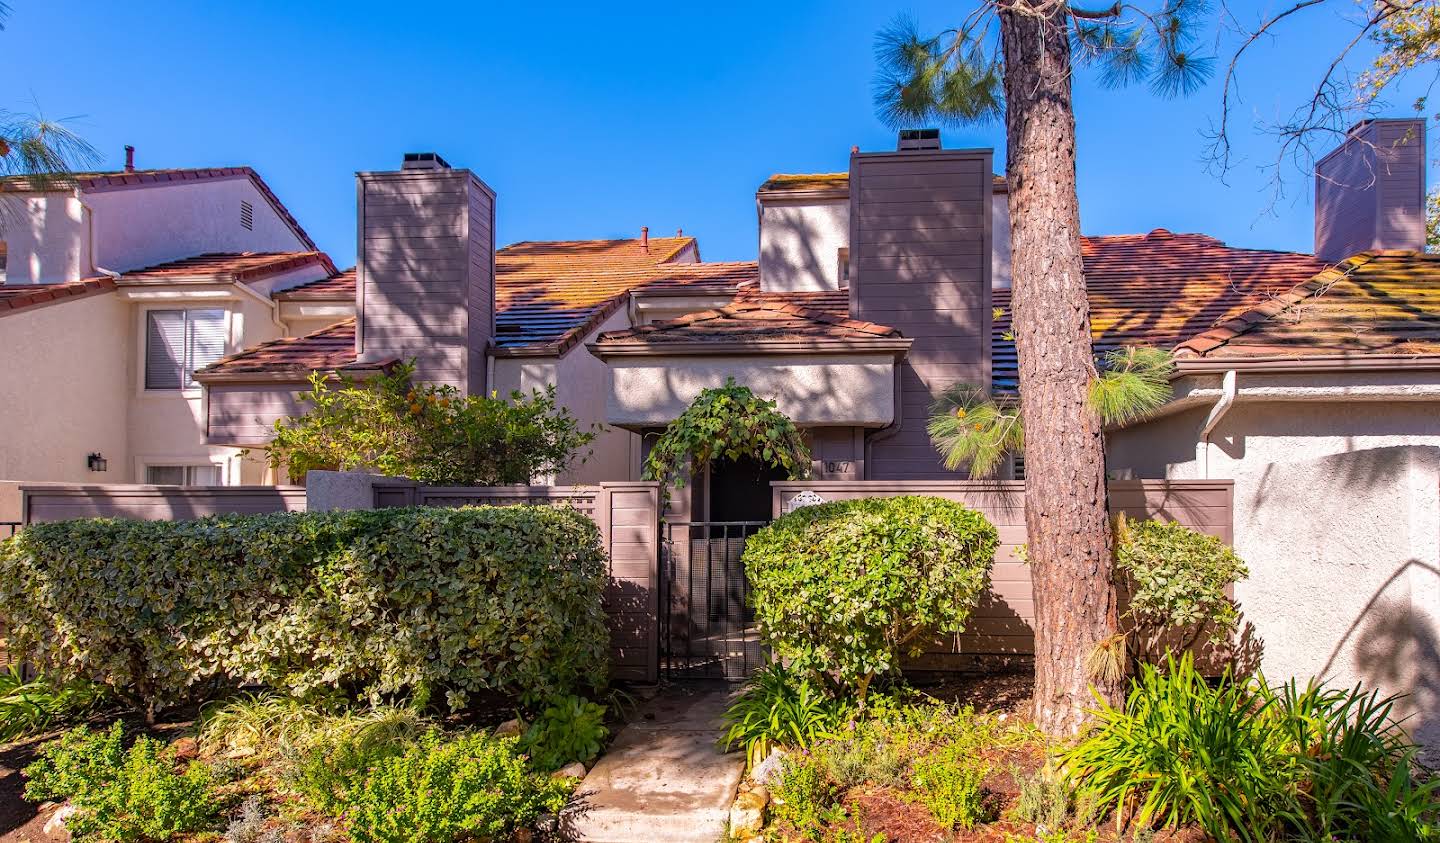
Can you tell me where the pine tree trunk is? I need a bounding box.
[998,2,1124,735]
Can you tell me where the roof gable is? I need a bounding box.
[0,167,318,252]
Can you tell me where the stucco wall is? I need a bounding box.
[758,197,849,292]
[86,177,309,273]
[129,293,284,484]
[1109,397,1440,752]
[0,292,132,483]
[604,353,896,428]
[492,309,638,485]
[0,192,90,284]
[991,193,1011,290]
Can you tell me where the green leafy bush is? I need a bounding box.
[769,754,845,841]
[721,664,852,770]
[744,496,997,699]
[283,706,429,815]
[911,746,990,829]
[0,665,110,743]
[340,730,572,843]
[1060,654,1439,841]
[1113,516,1248,668]
[268,362,596,485]
[24,722,219,841]
[0,506,609,719]
[519,694,609,771]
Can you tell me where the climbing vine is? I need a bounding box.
[642,378,811,491]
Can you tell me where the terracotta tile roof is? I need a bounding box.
[991,231,1327,392]
[120,252,337,284]
[204,241,750,377]
[759,172,1008,194]
[1176,251,1440,358]
[195,319,379,380]
[0,167,318,251]
[0,278,116,318]
[273,267,356,300]
[595,287,899,346]
[492,238,733,354]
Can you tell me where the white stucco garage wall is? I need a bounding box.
[1108,395,1440,753]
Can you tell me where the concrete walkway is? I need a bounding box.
[567,683,743,843]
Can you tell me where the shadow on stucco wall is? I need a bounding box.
[1322,558,1440,758]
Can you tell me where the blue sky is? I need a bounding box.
[4,1,1429,267]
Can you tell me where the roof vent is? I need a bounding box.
[1145,228,1174,240]
[897,129,941,151]
[401,152,451,171]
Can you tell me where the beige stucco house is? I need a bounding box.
[0,164,341,503]
[6,122,1440,743]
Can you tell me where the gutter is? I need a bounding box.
[1196,370,1238,479]
[587,337,913,359]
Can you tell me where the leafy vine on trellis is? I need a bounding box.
[642,378,811,494]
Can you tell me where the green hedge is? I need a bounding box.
[0,506,609,718]
[744,495,997,699]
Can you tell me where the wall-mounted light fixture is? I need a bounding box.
[86,453,108,472]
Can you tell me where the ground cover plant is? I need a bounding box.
[12,690,598,842]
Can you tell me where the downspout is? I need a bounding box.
[863,361,905,479]
[1197,369,1238,479]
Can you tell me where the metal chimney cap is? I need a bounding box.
[897,129,941,151]
[402,152,451,170]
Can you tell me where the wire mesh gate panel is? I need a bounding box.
[660,521,766,680]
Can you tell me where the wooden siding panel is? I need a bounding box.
[207,382,308,446]
[23,486,306,523]
[850,148,994,480]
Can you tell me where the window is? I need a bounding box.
[1012,453,1026,481]
[240,200,254,231]
[837,247,850,288]
[0,241,7,282]
[146,464,224,486]
[145,309,225,389]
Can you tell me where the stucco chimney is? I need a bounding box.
[1314,118,1426,262]
[355,153,496,395]
[641,226,649,252]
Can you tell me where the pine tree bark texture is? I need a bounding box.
[998,0,1125,735]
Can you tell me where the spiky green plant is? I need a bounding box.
[929,346,1175,478]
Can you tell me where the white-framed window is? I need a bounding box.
[145,464,224,486]
[0,240,8,283]
[145,308,225,390]
[838,247,850,288]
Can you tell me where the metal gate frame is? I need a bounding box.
[659,520,767,680]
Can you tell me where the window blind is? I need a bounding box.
[145,309,225,389]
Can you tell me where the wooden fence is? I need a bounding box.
[772,480,1234,669]
[22,485,307,524]
[368,480,662,684]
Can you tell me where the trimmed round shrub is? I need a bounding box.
[1113,516,1249,667]
[0,506,609,719]
[743,495,998,698]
